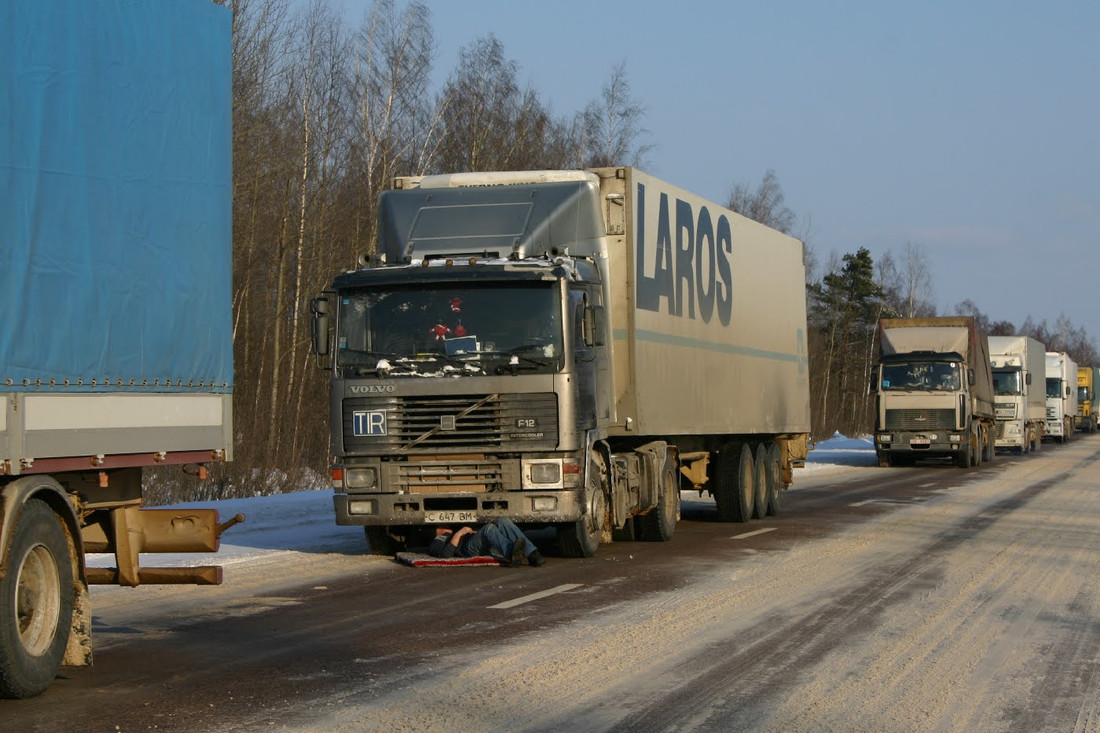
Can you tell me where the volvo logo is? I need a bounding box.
[350,384,396,394]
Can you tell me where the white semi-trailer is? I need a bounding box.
[311,167,811,557]
[1045,352,1078,442]
[988,336,1046,453]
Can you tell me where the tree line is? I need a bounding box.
[148,0,1096,502]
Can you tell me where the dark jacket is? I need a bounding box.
[428,531,472,558]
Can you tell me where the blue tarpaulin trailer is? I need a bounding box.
[0,0,237,699]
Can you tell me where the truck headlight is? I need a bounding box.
[523,459,563,488]
[345,467,378,489]
[878,434,892,444]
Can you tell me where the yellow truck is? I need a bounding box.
[1076,366,1100,433]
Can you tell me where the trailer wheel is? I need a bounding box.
[0,499,74,700]
[558,455,606,557]
[765,442,782,516]
[714,444,753,522]
[638,453,679,542]
[364,526,398,556]
[752,444,769,519]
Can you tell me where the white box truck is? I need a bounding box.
[1045,352,1078,442]
[989,336,1046,453]
[311,167,811,557]
[872,317,996,468]
[1,0,237,698]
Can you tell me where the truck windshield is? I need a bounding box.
[880,362,961,391]
[1047,379,1062,399]
[1078,386,1091,403]
[992,370,1022,396]
[336,282,562,375]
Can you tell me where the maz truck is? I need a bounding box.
[311,167,811,557]
[872,317,996,468]
[1075,366,1099,434]
[988,335,1046,453]
[1046,352,1078,442]
[0,0,236,698]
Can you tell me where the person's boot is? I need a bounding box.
[509,538,525,567]
[528,550,546,567]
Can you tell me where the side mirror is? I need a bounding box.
[869,372,878,392]
[1025,373,1032,385]
[310,297,330,356]
[968,368,976,386]
[584,305,607,347]
[1067,385,1072,398]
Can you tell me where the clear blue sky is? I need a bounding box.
[336,0,1099,344]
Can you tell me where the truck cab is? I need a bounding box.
[311,172,616,557]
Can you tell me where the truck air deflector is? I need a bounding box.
[377,181,605,263]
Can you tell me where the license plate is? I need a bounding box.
[910,438,930,447]
[425,510,478,524]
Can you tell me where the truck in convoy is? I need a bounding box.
[1045,352,1078,442]
[310,167,811,557]
[1075,366,1099,433]
[988,336,1046,453]
[0,0,236,698]
[872,317,996,468]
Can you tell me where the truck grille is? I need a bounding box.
[884,408,955,431]
[342,392,558,454]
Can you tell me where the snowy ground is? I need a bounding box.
[89,434,877,570]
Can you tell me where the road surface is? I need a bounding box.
[5,439,1100,731]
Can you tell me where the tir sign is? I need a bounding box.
[353,410,387,436]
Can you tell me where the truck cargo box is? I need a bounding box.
[601,168,811,438]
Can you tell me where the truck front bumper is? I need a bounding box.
[334,489,586,527]
[875,431,964,457]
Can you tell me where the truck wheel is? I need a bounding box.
[714,447,736,520]
[611,518,637,542]
[558,455,607,557]
[364,526,398,556]
[752,444,769,519]
[765,442,782,516]
[0,499,74,699]
[955,445,971,469]
[733,445,755,522]
[638,454,679,542]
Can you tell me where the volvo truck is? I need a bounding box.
[0,0,237,698]
[872,317,996,468]
[988,336,1046,453]
[311,168,811,558]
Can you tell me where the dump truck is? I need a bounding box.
[1075,366,1099,433]
[1045,352,1078,442]
[872,317,996,468]
[0,0,236,698]
[988,336,1046,453]
[311,167,811,557]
